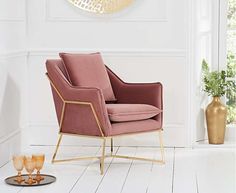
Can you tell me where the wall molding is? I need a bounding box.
[29,49,186,57]
[0,18,25,22]
[0,50,28,60]
[45,0,168,23]
[0,49,186,58]
[0,129,21,144]
[187,0,201,146]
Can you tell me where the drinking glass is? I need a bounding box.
[32,154,45,181]
[12,155,25,183]
[24,156,36,184]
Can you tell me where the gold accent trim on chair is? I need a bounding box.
[46,74,165,175]
[46,74,105,137]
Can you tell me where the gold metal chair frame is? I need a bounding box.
[47,74,165,175]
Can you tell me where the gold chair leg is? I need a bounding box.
[51,131,164,174]
[52,134,63,163]
[110,138,113,155]
[100,138,106,175]
[158,130,165,163]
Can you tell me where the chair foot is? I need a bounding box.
[51,134,63,164]
[110,138,113,155]
[99,162,102,173]
[100,138,106,175]
[158,130,165,163]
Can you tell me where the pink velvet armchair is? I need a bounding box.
[46,53,164,174]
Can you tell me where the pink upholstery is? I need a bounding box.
[59,53,116,101]
[106,66,163,128]
[46,59,112,136]
[46,58,163,137]
[106,104,161,122]
[111,119,161,136]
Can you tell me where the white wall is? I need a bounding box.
[0,0,27,166]
[193,0,213,142]
[1,0,230,154]
[193,0,232,144]
[22,0,192,147]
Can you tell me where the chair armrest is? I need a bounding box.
[115,82,162,107]
[106,66,163,125]
[46,68,111,136]
[106,66,163,108]
[64,85,112,136]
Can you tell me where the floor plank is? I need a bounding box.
[174,148,236,193]
[23,146,100,165]
[173,148,197,193]
[0,146,235,193]
[7,146,100,193]
[69,146,116,193]
[95,147,137,193]
[0,162,23,193]
[147,148,174,193]
[196,148,236,193]
[121,147,157,193]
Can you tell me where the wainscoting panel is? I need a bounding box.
[0,0,25,21]
[25,49,188,147]
[27,0,187,52]
[46,0,168,22]
[0,52,27,166]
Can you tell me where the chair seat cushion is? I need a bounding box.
[106,104,161,122]
[111,119,161,136]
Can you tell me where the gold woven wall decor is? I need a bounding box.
[67,0,134,14]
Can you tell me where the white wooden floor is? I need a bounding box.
[0,146,235,193]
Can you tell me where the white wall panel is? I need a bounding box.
[0,0,26,52]
[46,0,167,22]
[194,0,213,142]
[0,54,27,139]
[24,0,191,147]
[103,52,187,126]
[25,50,188,147]
[27,0,187,50]
[0,0,26,166]
[0,53,28,166]
[0,22,26,52]
[0,0,25,21]
[27,50,187,127]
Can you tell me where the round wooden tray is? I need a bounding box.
[5,174,56,187]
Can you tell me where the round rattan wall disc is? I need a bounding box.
[67,0,134,14]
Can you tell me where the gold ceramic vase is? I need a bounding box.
[206,97,227,144]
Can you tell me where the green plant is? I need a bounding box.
[226,52,236,124]
[202,60,236,97]
[228,0,236,28]
[227,106,236,124]
[226,0,236,124]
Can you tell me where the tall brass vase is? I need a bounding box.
[205,97,227,144]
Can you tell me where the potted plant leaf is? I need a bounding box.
[202,59,236,144]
